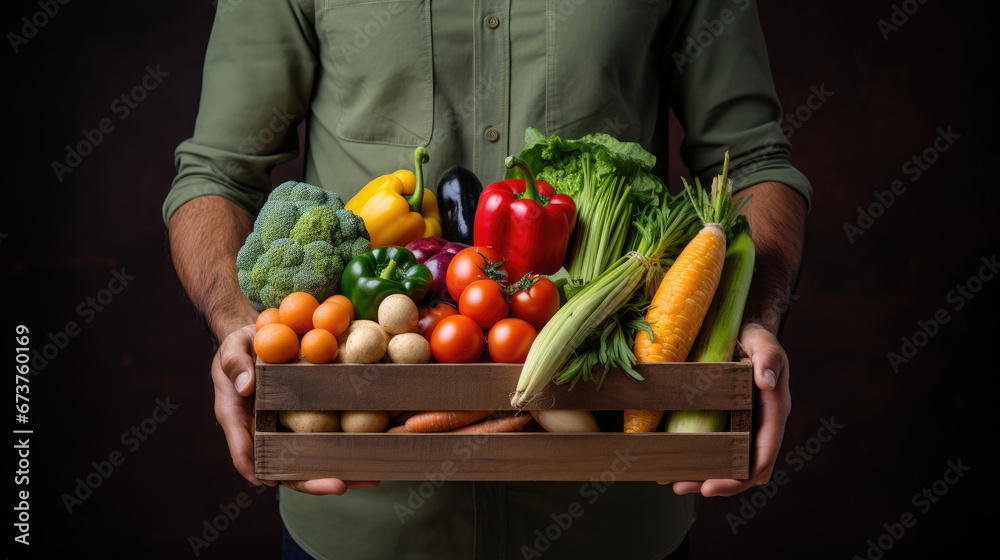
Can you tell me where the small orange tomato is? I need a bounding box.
[300,328,339,364]
[255,308,281,331]
[253,323,300,363]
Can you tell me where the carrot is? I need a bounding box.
[403,410,492,433]
[448,414,531,434]
[386,424,411,433]
[626,152,749,433]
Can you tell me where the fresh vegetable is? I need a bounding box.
[437,165,483,245]
[345,147,442,248]
[300,328,340,363]
[474,156,577,281]
[417,303,459,340]
[338,321,389,363]
[530,409,600,433]
[506,127,663,206]
[253,323,300,363]
[429,314,485,363]
[337,320,391,348]
[511,186,700,407]
[449,414,531,433]
[487,318,537,364]
[510,276,560,330]
[279,291,321,335]
[279,410,340,433]
[666,216,755,433]
[458,279,509,330]
[255,308,280,331]
[324,294,356,321]
[340,246,433,321]
[405,236,469,303]
[237,181,371,310]
[386,332,432,364]
[508,128,668,283]
[312,300,352,337]
[403,410,492,432]
[378,293,420,335]
[626,153,749,433]
[340,410,390,433]
[446,246,508,301]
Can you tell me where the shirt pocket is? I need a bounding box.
[320,0,433,147]
[546,0,666,141]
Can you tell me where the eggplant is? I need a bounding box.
[437,166,483,245]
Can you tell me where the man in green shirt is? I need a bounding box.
[164,1,810,558]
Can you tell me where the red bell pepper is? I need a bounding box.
[473,156,576,281]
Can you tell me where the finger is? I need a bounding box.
[279,478,377,496]
[740,324,787,392]
[219,325,258,397]
[670,481,703,495]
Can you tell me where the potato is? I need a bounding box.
[338,320,390,347]
[339,321,388,363]
[378,294,419,335]
[340,410,390,433]
[278,410,340,433]
[386,332,431,364]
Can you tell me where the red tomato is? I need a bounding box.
[446,246,506,302]
[458,279,510,330]
[417,303,459,341]
[430,314,485,363]
[511,277,560,330]
[487,318,537,364]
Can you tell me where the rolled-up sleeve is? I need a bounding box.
[665,0,812,209]
[162,0,318,225]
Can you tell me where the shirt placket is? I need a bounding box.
[473,0,511,183]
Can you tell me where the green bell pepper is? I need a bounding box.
[340,246,433,321]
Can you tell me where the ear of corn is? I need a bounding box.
[666,216,755,433]
[626,152,750,433]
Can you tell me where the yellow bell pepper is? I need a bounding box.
[346,147,443,248]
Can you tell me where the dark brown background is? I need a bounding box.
[6,1,996,558]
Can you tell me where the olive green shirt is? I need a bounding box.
[165,1,811,558]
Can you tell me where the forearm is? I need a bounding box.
[168,196,259,343]
[734,182,807,335]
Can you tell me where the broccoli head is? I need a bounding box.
[237,181,370,310]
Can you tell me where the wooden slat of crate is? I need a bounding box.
[255,432,749,481]
[253,360,753,481]
[255,361,752,411]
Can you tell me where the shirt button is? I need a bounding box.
[484,15,500,29]
[484,128,500,142]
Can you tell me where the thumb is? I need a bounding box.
[219,324,258,397]
[739,323,787,391]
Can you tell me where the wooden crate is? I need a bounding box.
[254,360,753,482]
